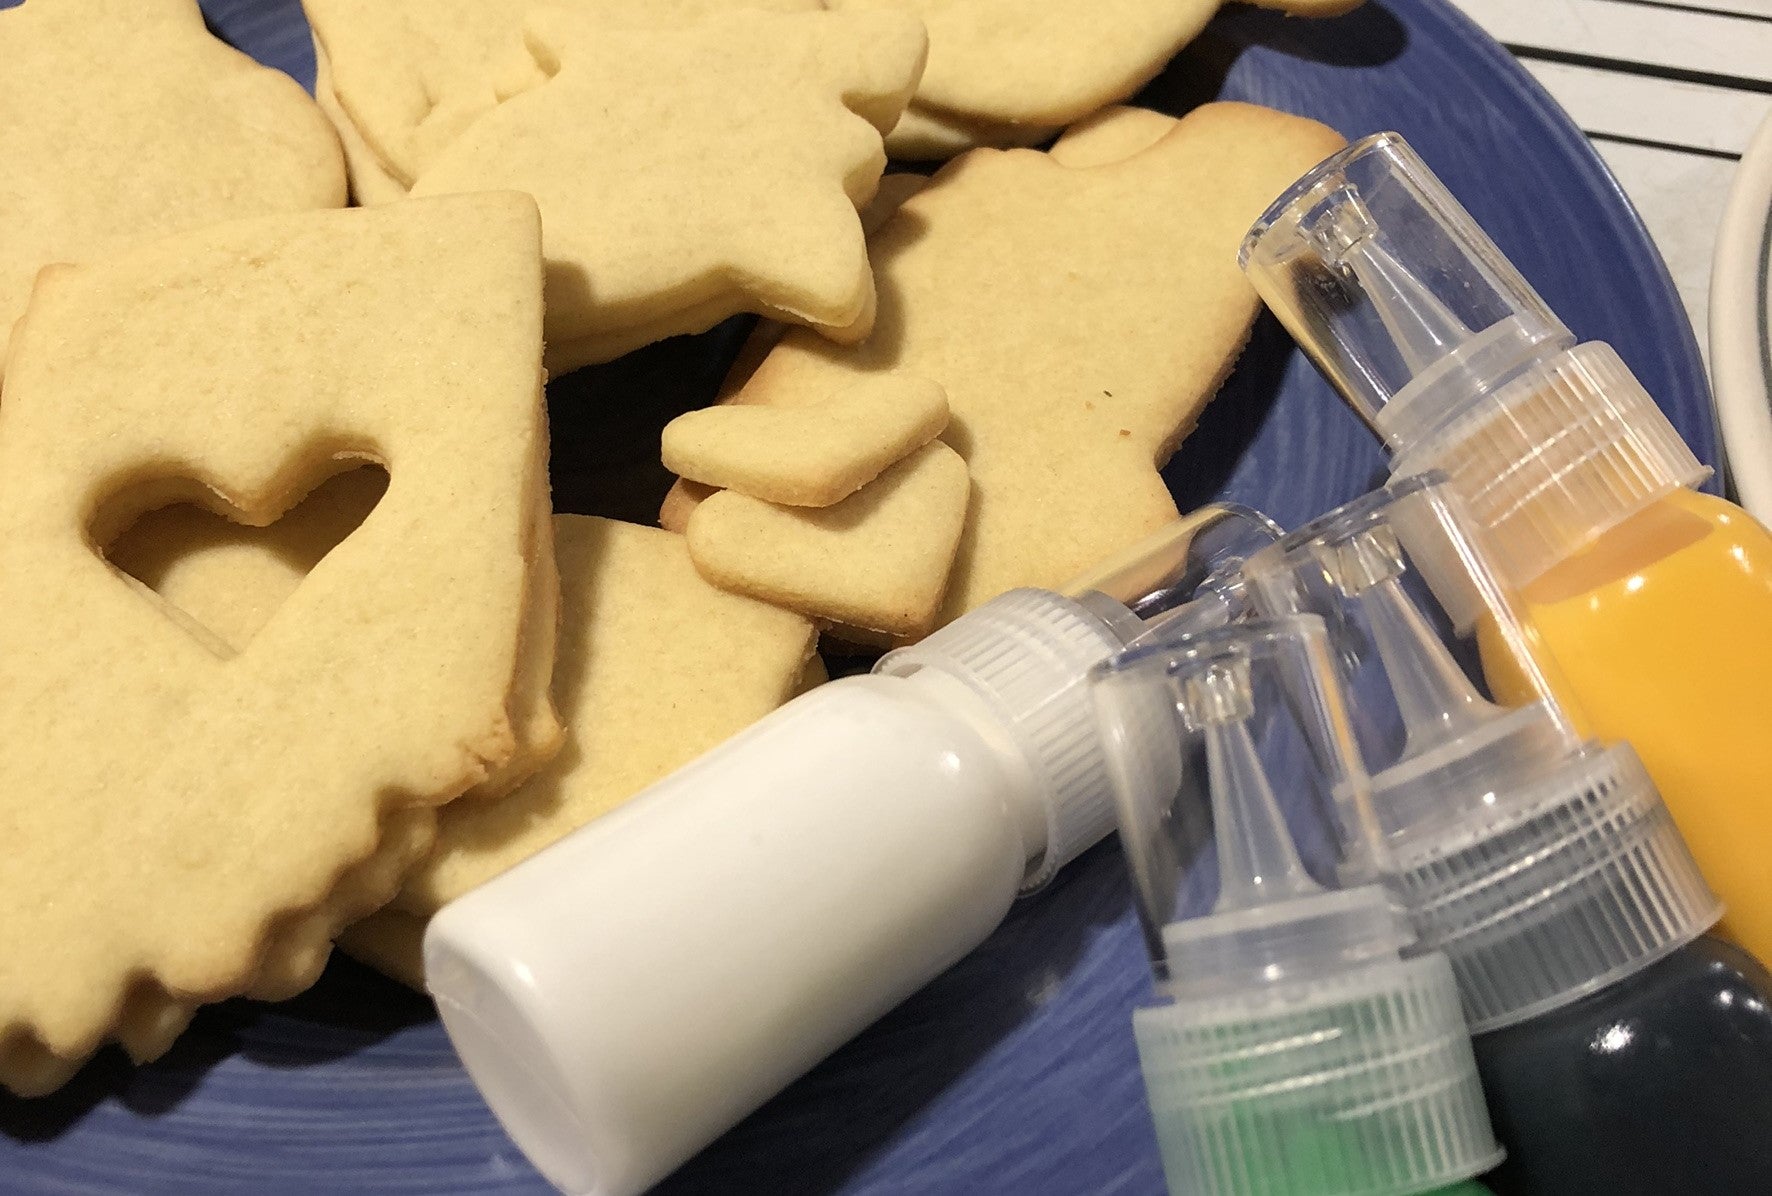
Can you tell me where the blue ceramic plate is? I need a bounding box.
[0,1,1716,1192]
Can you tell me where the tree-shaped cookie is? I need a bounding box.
[0,194,551,1096]
[825,0,1361,158]
[714,103,1346,627]
[0,0,345,372]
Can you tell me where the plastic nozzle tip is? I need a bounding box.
[1318,526,1511,762]
[1180,659,1325,914]
[1093,615,1423,988]
[1304,189,1477,379]
[1239,477,1722,1032]
[1241,131,1571,450]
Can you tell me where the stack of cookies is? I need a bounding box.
[0,0,1351,1096]
[663,103,1345,644]
[0,189,555,1094]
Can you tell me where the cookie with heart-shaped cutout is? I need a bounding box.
[0,192,550,1096]
[108,804,444,1069]
[109,468,566,806]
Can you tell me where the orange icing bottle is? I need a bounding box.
[1481,488,1772,955]
[1241,131,1772,962]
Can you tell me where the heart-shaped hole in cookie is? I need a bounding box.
[102,464,389,654]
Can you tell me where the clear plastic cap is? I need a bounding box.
[1061,501,1285,646]
[880,504,1283,891]
[1090,615,1501,1196]
[1240,132,1708,585]
[1243,476,1721,1031]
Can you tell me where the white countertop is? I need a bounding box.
[1453,0,1772,369]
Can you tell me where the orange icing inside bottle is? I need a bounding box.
[1482,488,1772,960]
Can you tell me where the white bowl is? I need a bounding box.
[1711,112,1772,523]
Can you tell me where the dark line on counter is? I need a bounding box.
[1595,0,1772,27]
[1504,44,1772,94]
[1583,130,1744,160]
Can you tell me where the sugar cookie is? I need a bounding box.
[0,0,345,372]
[336,907,431,992]
[886,103,1056,161]
[109,469,566,804]
[710,173,932,405]
[660,479,719,535]
[107,466,391,652]
[685,441,970,638]
[1047,104,1185,167]
[306,0,922,370]
[303,0,824,190]
[104,806,440,1069]
[0,193,550,1095]
[832,0,1362,159]
[660,118,1151,535]
[312,41,409,207]
[547,161,920,373]
[664,375,949,507]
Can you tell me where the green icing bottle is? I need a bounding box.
[1091,617,1504,1196]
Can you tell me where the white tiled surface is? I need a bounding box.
[1592,141,1740,357]
[1453,0,1772,368]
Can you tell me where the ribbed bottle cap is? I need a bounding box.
[1393,342,1709,586]
[877,589,1126,890]
[1135,945,1503,1196]
[1383,742,1721,1032]
[880,509,1288,891]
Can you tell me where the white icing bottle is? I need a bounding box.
[422,504,1279,1196]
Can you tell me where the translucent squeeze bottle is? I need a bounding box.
[1243,475,1772,1195]
[1240,131,1772,964]
[422,505,1279,1196]
[1090,614,1502,1196]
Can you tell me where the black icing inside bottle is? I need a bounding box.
[1475,934,1772,1195]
